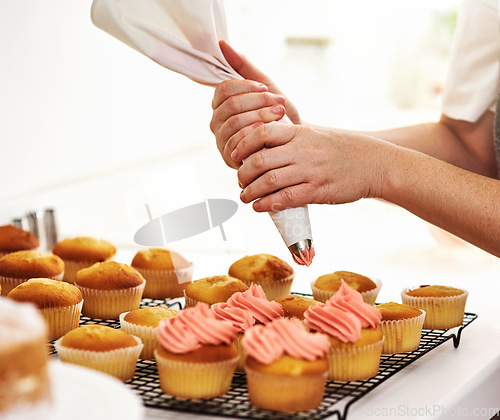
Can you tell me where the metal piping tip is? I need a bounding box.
[288,239,315,266]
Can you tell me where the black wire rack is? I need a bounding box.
[50,298,477,420]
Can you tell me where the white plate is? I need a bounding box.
[49,360,144,420]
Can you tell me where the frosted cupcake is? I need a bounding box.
[7,278,83,340]
[401,285,468,329]
[311,270,381,305]
[376,302,426,354]
[305,280,384,381]
[184,275,248,308]
[119,306,177,360]
[75,261,145,319]
[243,317,330,413]
[54,324,143,381]
[155,302,239,399]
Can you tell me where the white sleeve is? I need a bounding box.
[441,0,500,122]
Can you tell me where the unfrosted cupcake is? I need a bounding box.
[273,294,321,321]
[228,254,294,300]
[304,280,384,381]
[0,250,64,296]
[0,224,39,257]
[311,270,381,305]
[155,302,239,399]
[184,275,248,307]
[75,261,145,319]
[119,306,177,360]
[52,236,116,284]
[131,248,193,299]
[243,317,330,413]
[7,278,83,340]
[376,302,426,354]
[54,324,143,381]
[401,285,468,329]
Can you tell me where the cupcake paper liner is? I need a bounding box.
[327,336,384,382]
[239,274,295,301]
[119,312,158,360]
[54,336,143,382]
[0,272,64,297]
[183,292,201,308]
[401,288,468,329]
[244,367,327,413]
[155,351,238,399]
[76,282,145,319]
[40,300,84,341]
[135,264,193,299]
[380,310,426,354]
[311,278,382,305]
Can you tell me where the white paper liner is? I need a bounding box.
[238,274,295,301]
[155,351,238,399]
[401,287,468,329]
[75,281,145,319]
[183,292,200,308]
[244,367,327,413]
[380,310,426,354]
[310,277,382,305]
[327,336,384,382]
[0,272,64,297]
[134,264,193,299]
[40,300,84,341]
[119,312,160,360]
[54,336,143,382]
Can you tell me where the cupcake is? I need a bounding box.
[376,302,426,354]
[228,254,294,300]
[304,280,384,381]
[119,306,177,360]
[0,224,39,257]
[401,285,468,329]
[155,302,239,399]
[131,248,193,299]
[211,284,284,371]
[75,261,146,319]
[184,275,248,307]
[7,278,83,340]
[52,236,116,284]
[0,250,64,296]
[311,270,381,305]
[273,294,321,320]
[54,324,143,381]
[242,317,330,413]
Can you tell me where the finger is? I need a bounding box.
[211,79,267,110]
[223,122,264,166]
[251,183,315,212]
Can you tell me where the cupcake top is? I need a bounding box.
[0,250,64,279]
[211,284,284,328]
[52,236,116,262]
[75,261,145,290]
[0,299,47,345]
[7,278,83,309]
[314,270,376,293]
[156,302,238,354]
[131,248,191,270]
[405,285,465,298]
[123,306,177,327]
[273,294,321,320]
[0,224,39,253]
[184,275,249,305]
[228,254,294,283]
[59,324,138,351]
[376,302,424,321]
[242,317,330,364]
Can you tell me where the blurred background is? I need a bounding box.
[1,0,498,298]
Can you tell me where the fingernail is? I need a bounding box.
[258,83,268,91]
[231,149,239,161]
[272,105,284,115]
[274,95,285,104]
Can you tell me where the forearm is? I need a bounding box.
[382,145,500,257]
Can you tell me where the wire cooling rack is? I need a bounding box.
[50,298,477,420]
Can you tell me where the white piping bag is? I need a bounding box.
[91,0,314,265]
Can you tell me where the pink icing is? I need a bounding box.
[222,284,284,325]
[156,302,238,354]
[304,304,361,343]
[326,280,381,329]
[242,317,330,364]
[211,302,255,333]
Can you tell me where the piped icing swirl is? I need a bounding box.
[326,280,381,329]
[217,284,284,325]
[304,304,361,343]
[156,302,238,354]
[242,317,330,364]
[211,302,255,333]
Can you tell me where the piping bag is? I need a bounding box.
[91,0,314,265]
